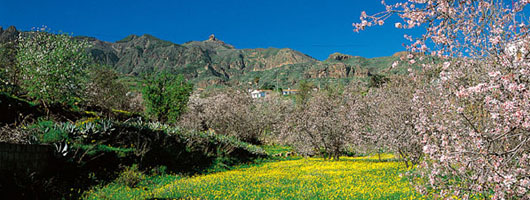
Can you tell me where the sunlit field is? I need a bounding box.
[85,155,422,200]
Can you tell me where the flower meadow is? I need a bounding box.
[85,155,423,200]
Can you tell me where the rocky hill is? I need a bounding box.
[1,26,411,88]
[85,33,411,88]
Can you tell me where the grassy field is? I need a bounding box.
[85,154,422,200]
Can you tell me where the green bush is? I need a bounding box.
[30,118,267,172]
[115,165,144,188]
[15,118,267,199]
[142,72,193,124]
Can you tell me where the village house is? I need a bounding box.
[250,89,273,98]
[250,88,300,98]
[282,88,298,96]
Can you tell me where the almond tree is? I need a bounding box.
[366,76,422,168]
[180,89,291,144]
[354,0,530,199]
[253,92,294,144]
[281,87,366,160]
[17,29,91,108]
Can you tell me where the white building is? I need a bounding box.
[282,88,298,96]
[250,89,272,98]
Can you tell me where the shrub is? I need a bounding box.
[142,72,193,124]
[29,120,69,144]
[115,165,144,188]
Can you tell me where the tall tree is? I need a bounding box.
[142,72,193,124]
[355,0,530,199]
[17,30,91,108]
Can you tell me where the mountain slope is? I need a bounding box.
[1,26,411,88]
[86,33,409,88]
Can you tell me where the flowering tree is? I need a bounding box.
[253,92,294,144]
[17,30,91,108]
[179,89,292,144]
[354,0,530,199]
[281,87,366,160]
[366,75,422,168]
[85,67,130,111]
[0,41,20,95]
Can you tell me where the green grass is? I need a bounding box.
[84,155,423,200]
[262,145,293,155]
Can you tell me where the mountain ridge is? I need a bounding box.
[0,26,410,88]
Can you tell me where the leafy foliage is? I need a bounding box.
[367,73,389,88]
[142,72,193,124]
[16,30,91,107]
[114,165,145,188]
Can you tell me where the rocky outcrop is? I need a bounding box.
[243,48,317,71]
[0,26,19,44]
[327,52,354,61]
[306,63,351,78]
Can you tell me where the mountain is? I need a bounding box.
[1,26,410,88]
[86,34,323,87]
[86,33,410,88]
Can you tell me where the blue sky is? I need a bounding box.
[1,0,417,60]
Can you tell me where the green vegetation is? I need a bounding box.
[0,27,429,199]
[17,31,91,108]
[14,118,266,198]
[84,155,421,200]
[142,72,193,124]
[262,145,293,156]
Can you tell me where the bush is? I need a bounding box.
[142,72,193,124]
[8,118,267,199]
[115,165,144,188]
